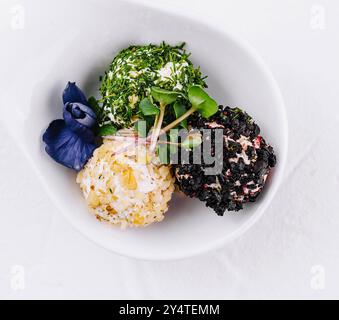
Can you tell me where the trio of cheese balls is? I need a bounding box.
[77,44,276,228]
[77,106,276,227]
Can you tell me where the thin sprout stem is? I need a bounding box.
[162,106,197,133]
[150,103,166,151]
[149,114,159,146]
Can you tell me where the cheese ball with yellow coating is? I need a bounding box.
[76,138,175,228]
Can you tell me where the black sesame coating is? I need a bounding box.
[173,106,276,215]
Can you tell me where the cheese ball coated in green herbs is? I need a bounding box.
[99,43,207,128]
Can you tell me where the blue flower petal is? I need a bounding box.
[63,102,96,132]
[62,82,88,105]
[43,119,96,171]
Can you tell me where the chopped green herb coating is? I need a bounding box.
[99,43,207,128]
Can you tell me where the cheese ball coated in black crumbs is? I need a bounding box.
[173,106,276,215]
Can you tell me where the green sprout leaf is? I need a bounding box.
[181,132,202,149]
[151,87,180,106]
[173,101,188,129]
[188,85,218,118]
[98,124,117,136]
[87,96,101,116]
[139,98,159,116]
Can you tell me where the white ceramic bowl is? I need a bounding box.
[0,0,288,260]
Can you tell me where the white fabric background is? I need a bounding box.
[1,0,339,299]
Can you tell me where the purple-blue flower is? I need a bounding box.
[43,82,97,171]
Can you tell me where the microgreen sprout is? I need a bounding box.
[148,87,181,151]
[138,84,217,159]
[162,85,218,133]
[139,98,159,116]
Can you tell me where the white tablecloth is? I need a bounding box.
[1,0,339,299]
